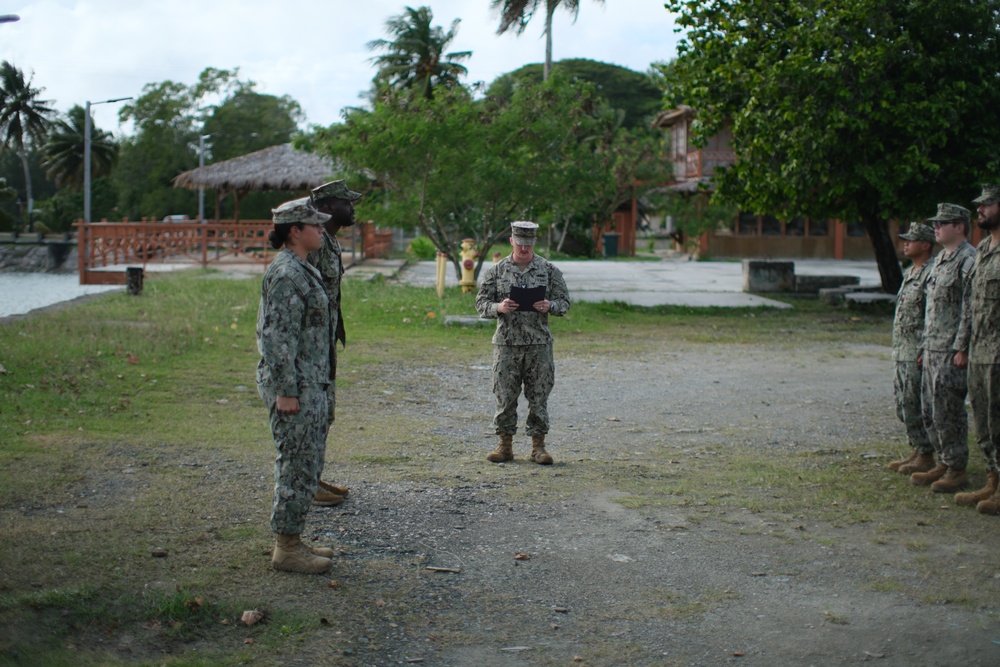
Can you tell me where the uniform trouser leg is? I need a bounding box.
[921,350,969,469]
[492,345,524,435]
[260,384,329,535]
[968,363,1000,473]
[894,360,932,453]
[522,344,555,436]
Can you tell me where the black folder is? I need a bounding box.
[509,285,546,311]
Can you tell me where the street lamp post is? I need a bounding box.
[84,96,131,223]
[198,133,216,222]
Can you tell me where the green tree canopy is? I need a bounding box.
[487,58,663,129]
[367,6,472,100]
[665,0,1000,292]
[0,60,55,228]
[311,74,669,275]
[115,68,304,221]
[42,104,118,190]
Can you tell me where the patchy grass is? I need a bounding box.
[3,269,989,666]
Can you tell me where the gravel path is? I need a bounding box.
[299,341,1000,666]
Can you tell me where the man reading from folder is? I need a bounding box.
[475,221,571,465]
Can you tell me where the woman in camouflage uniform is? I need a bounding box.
[256,198,336,574]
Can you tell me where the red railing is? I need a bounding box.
[683,150,737,179]
[75,220,277,284]
[74,220,368,285]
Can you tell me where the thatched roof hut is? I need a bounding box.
[172,143,335,221]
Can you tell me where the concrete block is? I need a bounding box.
[742,259,795,292]
[845,292,897,310]
[444,315,492,327]
[795,274,860,294]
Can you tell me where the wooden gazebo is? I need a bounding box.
[172,143,335,221]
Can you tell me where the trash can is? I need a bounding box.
[602,232,620,258]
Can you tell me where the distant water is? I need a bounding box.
[0,273,121,318]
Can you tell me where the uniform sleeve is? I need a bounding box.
[547,264,570,316]
[259,274,306,397]
[476,265,499,319]
[953,262,975,353]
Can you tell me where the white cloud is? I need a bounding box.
[0,0,681,132]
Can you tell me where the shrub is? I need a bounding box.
[407,236,437,260]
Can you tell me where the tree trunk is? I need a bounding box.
[543,2,556,81]
[556,214,572,253]
[19,149,33,232]
[862,213,902,294]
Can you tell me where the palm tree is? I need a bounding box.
[367,6,472,100]
[42,105,118,190]
[491,0,605,81]
[0,61,55,229]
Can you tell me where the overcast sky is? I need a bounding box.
[0,1,681,135]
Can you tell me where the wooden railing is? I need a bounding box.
[74,220,366,285]
[75,220,275,284]
[683,150,737,179]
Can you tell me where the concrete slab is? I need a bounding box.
[396,258,883,308]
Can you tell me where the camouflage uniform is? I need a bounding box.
[893,259,933,455]
[308,230,346,426]
[921,241,976,469]
[257,248,333,535]
[476,253,570,436]
[956,236,1000,473]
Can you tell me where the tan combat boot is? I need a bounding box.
[487,434,514,463]
[529,434,553,465]
[888,451,918,472]
[976,485,1000,515]
[955,471,999,507]
[272,534,333,574]
[910,463,947,486]
[930,467,968,493]
[899,452,935,474]
[313,487,344,507]
[319,479,349,497]
[303,535,335,558]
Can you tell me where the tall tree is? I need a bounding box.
[491,0,605,81]
[313,74,667,274]
[0,61,55,229]
[42,105,118,189]
[664,0,1000,293]
[367,6,471,100]
[487,58,662,128]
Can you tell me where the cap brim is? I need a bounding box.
[972,195,999,205]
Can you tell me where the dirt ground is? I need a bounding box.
[288,340,1000,667]
[6,326,1000,666]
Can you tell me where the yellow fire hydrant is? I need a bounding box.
[459,238,478,293]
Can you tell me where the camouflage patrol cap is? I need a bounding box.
[926,202,971,223]
[510,220,538,246]
[972,184,1000,206]
[311,179,362,204]
[272,197,330,226]
[899,222,935,242]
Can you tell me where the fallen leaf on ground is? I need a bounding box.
[514,551,531,560]
[126,354,139,364]
[605,416,620,421]
[240,610,264,626]
[733,650,745,656]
